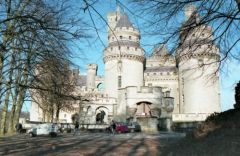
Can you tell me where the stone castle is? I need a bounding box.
[30,6,221,131]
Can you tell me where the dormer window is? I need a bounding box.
[135,47,137,51]
[118,46,121,50]
[127,46,129,50]
[120,36,123,39]
[129,36,132,40]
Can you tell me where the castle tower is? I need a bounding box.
[107,5,121,34]
[87,64,97,89]
[104,8,145,98]
[177,6,221,115]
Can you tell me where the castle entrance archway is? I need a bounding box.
[135,101,152,117]
[95,106,109,124]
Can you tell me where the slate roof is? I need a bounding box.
[115,13,134,28]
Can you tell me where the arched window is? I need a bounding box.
[97,83,104,91]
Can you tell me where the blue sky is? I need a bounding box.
[70,1,240,112]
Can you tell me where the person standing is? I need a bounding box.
[73,121,79,136]
[111,120,116,135]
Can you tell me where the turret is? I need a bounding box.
[104,7,145,98]
[177,5,221,115]
[107,5,121,34]
[184,4,196,20]
[87,64,97,89]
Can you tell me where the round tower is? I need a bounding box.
[177,7,221,114]
[87,64,97,89]
[104,10,145,98]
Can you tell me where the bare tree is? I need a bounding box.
[32,58,77,123]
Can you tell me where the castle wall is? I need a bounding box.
[104,60,118,98]
[122,59,144,88]
[178,58,221,113]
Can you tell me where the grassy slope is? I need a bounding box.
[162,109,240,156]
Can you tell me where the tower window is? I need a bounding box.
[135,47,137,51]
[111,47,113,51]
[120,36,123,39]
[129,36,132,39]
[127,46,129,50]
[118,46,121,50]
[118,76,122,88]
[198,59,204,67]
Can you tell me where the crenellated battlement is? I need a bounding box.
[103,54,145,63]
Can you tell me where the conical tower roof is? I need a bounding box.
[115,13,134,28]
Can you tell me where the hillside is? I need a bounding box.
[162,109,240,156]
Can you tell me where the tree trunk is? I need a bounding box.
[0,0,12,106]
[14,59,29,125]
[0,53,15,134]
[8,69,21,133]
[14,88,26,126]
[55,106,60,123]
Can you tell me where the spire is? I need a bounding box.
[185,4,196,20]
[116,3,120,13]
[115,13,134,28]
